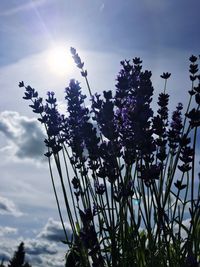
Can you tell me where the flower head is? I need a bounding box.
[70,47,84,69]
[160,72,171,79]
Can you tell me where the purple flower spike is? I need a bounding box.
[160,72,171,79]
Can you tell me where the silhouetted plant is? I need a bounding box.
[20,50,200,266]
[0,259,5,267]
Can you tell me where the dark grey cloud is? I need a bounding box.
[0,195,23,217]
[23,218,71,266]
[0,111,45,161]
[37,217,72,242]
[24,239,65,267]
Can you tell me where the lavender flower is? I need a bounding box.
[186,108,200,128]
[189,55,198,82]
[137,164,161,186]
[168,103,183,151]
[20,51,200,267]
[20,83,65,156]
[178,146,194,173]
[115,59,155,166]
[94,181,105,195]
[65,79,89,164]
[160,72,171,79]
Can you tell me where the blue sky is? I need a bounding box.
[0,0,200,266]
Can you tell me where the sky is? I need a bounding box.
[0,0,200,266]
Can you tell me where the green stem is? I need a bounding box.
[54,153,76,234]
[48,155,70,244]
[191,126,197,215]
[62,149,79,225]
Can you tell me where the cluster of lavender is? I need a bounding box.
[19,51,200,266]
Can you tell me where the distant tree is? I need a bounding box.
[8,243,32,267]
[8,242,25,267]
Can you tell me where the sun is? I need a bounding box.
[46,44,74,76]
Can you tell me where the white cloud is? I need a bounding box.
[0,250,10,262]
[24,238,66,267]
[0,237,65,267]
[174,218,191,240]
[37,217,72,242]
[24,218,71,266]
[0,111,45,161]
[0,195,23,217]
[0,226,18,236]
[25,239,58,255]
[0,217,70,266]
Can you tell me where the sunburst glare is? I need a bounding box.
[46,44,74,76]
